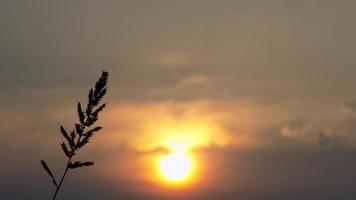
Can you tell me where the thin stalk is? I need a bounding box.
[52,157,72,200]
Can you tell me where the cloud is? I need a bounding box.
[148,75,214,97]
[279,98,356,149]
[342,99,356,114]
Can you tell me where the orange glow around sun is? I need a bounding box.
[105,102,233,189]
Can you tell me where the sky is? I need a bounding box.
[1,0,356,199]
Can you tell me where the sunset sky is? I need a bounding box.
[1,1,356,199]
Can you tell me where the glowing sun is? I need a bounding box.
[159,152,192,181]
[158,144,195,184]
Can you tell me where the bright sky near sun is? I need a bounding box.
[100,102,234,189]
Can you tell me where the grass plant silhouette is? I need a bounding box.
[41,71,109,200]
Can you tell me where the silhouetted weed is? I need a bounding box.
[41,71,109,200]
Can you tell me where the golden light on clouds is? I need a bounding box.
[100,100,287,191]
[101,101,230,189]
[105,101,231,152]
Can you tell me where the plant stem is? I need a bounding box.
[52,156,72,200]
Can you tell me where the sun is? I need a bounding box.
[159,152,192,182]
[157,144,195,184]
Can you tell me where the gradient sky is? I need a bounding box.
[1,1,356,199]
